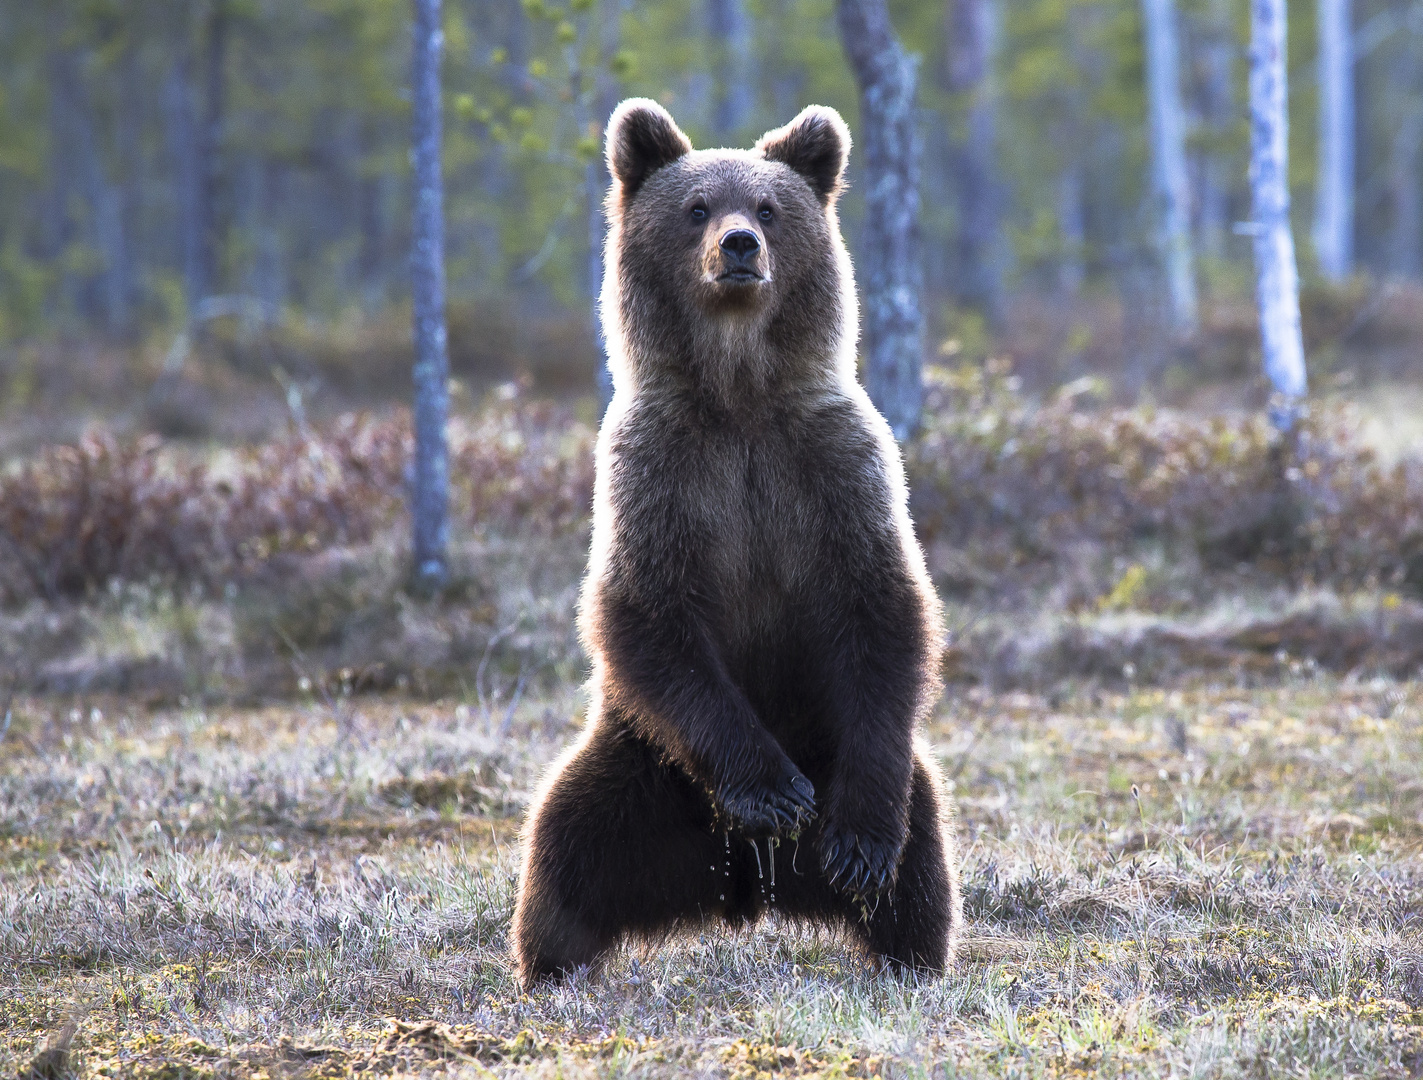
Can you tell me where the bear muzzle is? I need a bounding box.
[706,215,769,287]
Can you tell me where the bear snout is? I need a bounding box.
[704,214,768,286]
[719,228,761,260]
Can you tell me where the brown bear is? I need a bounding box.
[511,99,960,988]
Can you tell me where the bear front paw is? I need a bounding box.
[720,766,816,837]
[818,822,901,906]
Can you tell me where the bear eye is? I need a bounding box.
[690,204,707,221]
[758,205,774,222]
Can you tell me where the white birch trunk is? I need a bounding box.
[1140,0,1198,334]
[411,0,450,589]
[837,0,924,441]
[589,0,620,414]
[1313,0,1354,281]
[1249,0,1308,428]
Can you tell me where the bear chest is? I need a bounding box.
[677,434,828,609]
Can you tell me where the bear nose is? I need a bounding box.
[719,229,761,259]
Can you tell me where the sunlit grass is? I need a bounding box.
[5,678,1423,1076]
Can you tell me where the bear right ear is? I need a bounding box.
[756,106,851,206]
[606,98,694,201]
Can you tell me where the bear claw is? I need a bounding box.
[721,765,816,836]
[819,825,899,905]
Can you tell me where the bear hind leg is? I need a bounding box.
[856,751,961,974]
[512,719,725,988]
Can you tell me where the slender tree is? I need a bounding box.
[708,0,754,140]
[837,0,924,441]
[194,0,229,303]
[1196,0,1236,260]
[411,0,450,590]
[1140,0,1198,334]
[1249,0,1308,428]
[163,56,204,311]
[584,0,621,415]
[1313,0,1355,280]
[942,0,1005,326]
[1386,44,1423,278]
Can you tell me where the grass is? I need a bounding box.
[5,677,1423,1077]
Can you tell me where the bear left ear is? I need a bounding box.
[756,106,850,206]
[606,98,694,201]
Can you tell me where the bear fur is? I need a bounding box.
[511,99,961,987]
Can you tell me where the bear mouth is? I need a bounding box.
[715,269,765,284]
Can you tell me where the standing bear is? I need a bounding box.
[512,99,961,987]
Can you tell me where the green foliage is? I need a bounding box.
[0,0,1412,345]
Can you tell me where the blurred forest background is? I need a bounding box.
[3,0,1423,699]
[3,0,1422,429]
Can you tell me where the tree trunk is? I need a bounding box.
[1140,0,1198,334]
[838,0,923,441]
[1057,165,1085,295]
[194,0,229,302]
[114,36,144,338]
[44,42,80,320]
[942,0,1005,327]
[708,0,753,140]
[1249,0,1308,428]
[588,0,621,414]
[411,0,450,590]
[1195,0,1236,261]
[1313,0,1354,281]
[1389,106,1423,279]
[164,58,203,310]
[1386,41,1422,279]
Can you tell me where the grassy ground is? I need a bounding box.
[6,678,1423,1078]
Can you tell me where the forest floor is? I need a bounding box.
[5,678,1423,1078]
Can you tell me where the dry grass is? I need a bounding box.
[12,376,1423,698]
[5,678,1423,1077]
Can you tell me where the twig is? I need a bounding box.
[274,627,363,748]
[497,671,531,739]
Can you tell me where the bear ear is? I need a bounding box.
[756,106,851,205]
[606,98,694,201]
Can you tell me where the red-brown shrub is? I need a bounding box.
[909,363,1423,588]
[4,370,1422,608]
[0,396,595,604]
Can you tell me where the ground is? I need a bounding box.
[5,676,1423,1079]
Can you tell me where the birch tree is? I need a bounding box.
[942,0,1005,325]
[1140,0,1197,334]
[1249,0,1307,428]
[587,0,621,413]
[1313,0,1354,280]
[837,0,923,441]
[411,0,450,590]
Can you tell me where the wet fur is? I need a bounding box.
[512,100,961,988]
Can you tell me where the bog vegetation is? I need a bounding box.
[6,0,1423,1075]
[6,679,1423,1078]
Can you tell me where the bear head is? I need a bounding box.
[601,99,856,397]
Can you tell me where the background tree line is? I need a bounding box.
[1,0,1420,387]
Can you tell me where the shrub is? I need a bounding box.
[5,367,1423,609]
[908,362,1423,590]
[0,394,595,604]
